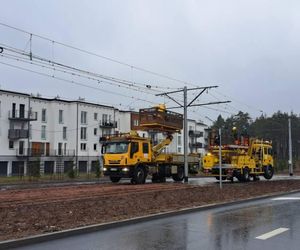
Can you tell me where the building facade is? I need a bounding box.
[0,89,208,176]
[0,89,119,176]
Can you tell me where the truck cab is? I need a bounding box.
[102,132,152,183]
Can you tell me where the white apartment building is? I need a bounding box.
[0,89,208,177]
[0,89,120,176]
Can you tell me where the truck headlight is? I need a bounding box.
[122,168,129,172]
[103,167,107,171]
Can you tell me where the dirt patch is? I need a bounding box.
[0,180,300,241]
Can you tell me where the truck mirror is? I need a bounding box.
[101,144,106,154]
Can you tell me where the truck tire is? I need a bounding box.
[216,176,226,181]
[172,166,184,182]
[110,176,121,183]
[133,166,146,184]
[242,167,250,182]
[263,165,274,180]
[236,168,250,182]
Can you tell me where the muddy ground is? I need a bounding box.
[0,179,300,241]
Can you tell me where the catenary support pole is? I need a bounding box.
[183,86,188,183]
[156,85,230,184]
[219,128,222,189]
[288,117,293,176]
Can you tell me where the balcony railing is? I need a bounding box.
[99,120,117,128]
[139,107,183,132]
[8,110,37,121]
[189,130,203,138]
[16,148,76,157]
[189,142,203,148]
[8,129,29,139]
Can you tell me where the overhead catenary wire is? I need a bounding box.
[0,52,162,96]
[0,22,185,89]
[0,60,157,105]
[2,22,259,118]
[0,43,170,94]
[214,89,264,113]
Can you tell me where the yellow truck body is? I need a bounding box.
[202,139,274,181]
[102,131,200,184]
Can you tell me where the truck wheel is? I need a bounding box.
[133,166,146,184]
[110,176,121,183]
[263,165,274,180]
[242,167,250,182]
[172,166,184,182]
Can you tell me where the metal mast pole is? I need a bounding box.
[156,85,230,184]
[183,86,188,183]
[288,117,293,176]
[219,128,222,189]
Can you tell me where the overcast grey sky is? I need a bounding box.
[1,0,300,123]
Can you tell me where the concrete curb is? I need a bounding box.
[1,189,300,249]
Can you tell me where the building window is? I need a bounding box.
[42,108,47,122]
[9,140,14,149]
[19,141,24,155]
[58,142,63,156]
[40,143,45,156]
[94,143,97,151]
[64,143,67,155]
[178,135,182,146]
[41,125,46,140]
[81,111,87,124]
[94,112,98,121]
[133,120,139,126]
[94,128,97,136]
[178,147,182,153]
[63,126,67,140]
[59,110,64,124]
[102,114,108,122]
[81,127,87,140]
[80,143,87,151]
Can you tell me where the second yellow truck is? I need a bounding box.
[202,138,274,182]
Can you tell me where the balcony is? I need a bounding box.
[8,129,29,140]
[189,142,203,148]
[16,148,76,157]
[99,120,117,128]
[9,110,37,121]
[189,130,203,138]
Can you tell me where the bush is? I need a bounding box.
[28,161,41,178]
[68,167,76,179]
[93,160,101,178]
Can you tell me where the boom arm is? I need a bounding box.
[152,134,173,157]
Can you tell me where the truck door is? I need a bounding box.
[142,142,150,162]
[129,142,139,164]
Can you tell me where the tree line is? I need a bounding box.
[211,111,300,170]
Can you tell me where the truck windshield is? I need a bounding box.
[104,142,129,154]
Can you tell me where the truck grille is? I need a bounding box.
[109,160,121,164]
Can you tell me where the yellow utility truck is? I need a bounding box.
[202,138,274,182]
[101,105,200,184]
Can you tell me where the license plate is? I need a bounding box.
[110,168,117,171]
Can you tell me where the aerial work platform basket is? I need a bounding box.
[139,104,183,133]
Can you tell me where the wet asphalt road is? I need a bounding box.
[14,191,300,250]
